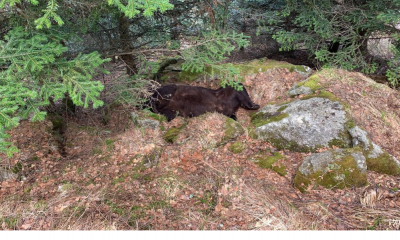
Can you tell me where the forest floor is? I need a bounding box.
[1,59,400,230]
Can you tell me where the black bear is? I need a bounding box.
[146,84,260,121]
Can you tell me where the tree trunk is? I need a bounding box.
[118,14,137,75]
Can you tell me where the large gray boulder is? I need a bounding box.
[251,97,352,152]
[294,149,368,192]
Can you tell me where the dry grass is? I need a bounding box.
[0,188,121,230]
[116,126,165,157]
[341,206,400,230]
[173,112,226,151]
[235,182,324,230]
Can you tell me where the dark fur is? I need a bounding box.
[147,84,260,121]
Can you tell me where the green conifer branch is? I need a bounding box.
[0,28,109,158]
[181,31,249,88]
[34,0,65,29]
[107,0,173,18]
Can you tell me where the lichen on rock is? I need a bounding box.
[252,97,351,152]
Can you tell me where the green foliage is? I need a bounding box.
[1,0,172,29]
[0,27,109,157]
[34,0,65,29]
[106,56,159,106]
[0,0,177,157]
[182,31,249,72]
[387,46,400,88]
[0,0,39,7]
[108,0,173,18]
[181,30,250,88]
[270,0,400,76]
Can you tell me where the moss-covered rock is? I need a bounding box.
[221,117,245,144]
[294,149,368,192]
[251,98,351,152]
[288,74,323,97]
[251,109,289,128]
[251,151,287,176]
[348,126,400,175]
[366,151,400,175]
[131,111,167,129]
[226,58,311,76]
[228,141,246,154]
[300,90,342,103]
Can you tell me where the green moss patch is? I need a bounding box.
[267,137,318,152]
[230,59,309,75]
[251,112,289,128]
[297,75,322,92]
[221,118,245,144]
[366,152,400,175]
[328,132,352,149]
[344,119,356,129]
[163,127,182,143]
[228,141,246,154]
[252,151,287,176]
[262,60,309,74]
[142,111,167,122]
[300,90,341,102]
[178,69,205,82]
[294,151,368,192]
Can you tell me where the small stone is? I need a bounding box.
[288,85,313,97]
[0,167,18,181]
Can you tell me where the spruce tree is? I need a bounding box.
[0,0,251,157]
